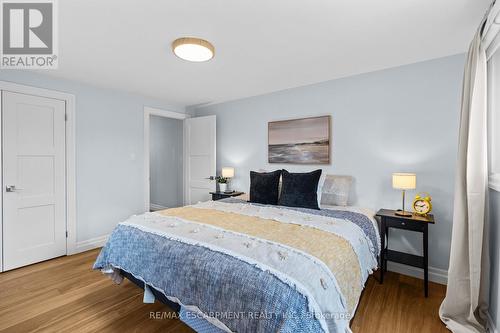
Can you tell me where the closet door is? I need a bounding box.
[2,91,66,271]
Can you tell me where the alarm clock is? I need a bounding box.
[413,192,432,216]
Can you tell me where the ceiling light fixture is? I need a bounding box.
[172,37,215,62]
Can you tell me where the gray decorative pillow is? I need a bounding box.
[320,175,353,206]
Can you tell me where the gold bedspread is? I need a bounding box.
[159,206,361,313]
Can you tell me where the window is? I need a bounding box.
[488,47,500,191]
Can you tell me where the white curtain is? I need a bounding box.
[439,2,500,332]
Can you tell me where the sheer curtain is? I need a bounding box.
[439,1,500,332]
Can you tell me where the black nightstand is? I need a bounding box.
[210,191,244,201]
[375,209,435,297]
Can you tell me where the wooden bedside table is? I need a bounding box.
[210,191,244,201]
[375,209,435,297]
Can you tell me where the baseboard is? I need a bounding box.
[150,203,168,211]
[74,234,109,254]
[387,261,448,285]
[488,312,498,333]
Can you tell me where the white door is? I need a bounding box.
[185,115,216,204]
[2,91,66,271]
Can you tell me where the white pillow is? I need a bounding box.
[320,175,352,206]
[317,172,327,207]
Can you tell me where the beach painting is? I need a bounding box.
[268,115,330,164]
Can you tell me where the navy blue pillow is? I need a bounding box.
[278,169,322,210]
[249,170,282,205]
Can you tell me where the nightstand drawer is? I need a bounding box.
[210,191,244,201]
[384,217,425,232]
[211,193,226,201]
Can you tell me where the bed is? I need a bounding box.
[94,196,380,333]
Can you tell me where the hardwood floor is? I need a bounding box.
[351,270,449,333]
[0,249,449,333]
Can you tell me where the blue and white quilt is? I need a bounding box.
[94,199,380,333]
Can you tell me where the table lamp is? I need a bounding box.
[392,173,416,217]
[222,167,235,192]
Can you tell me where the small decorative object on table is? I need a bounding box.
[210,191,244,201]
[376,209,435,297]
[392,173,416,217]
[216,176,228,193]
[413,192,432,216]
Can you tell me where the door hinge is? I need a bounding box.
[64,114,68,121]
[66,231,68,238]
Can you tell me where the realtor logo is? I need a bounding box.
[1,0,58,69]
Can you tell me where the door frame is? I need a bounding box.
[0,81,77,271]
[143,106,189,212]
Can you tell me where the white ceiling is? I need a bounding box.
[45,0,490,107]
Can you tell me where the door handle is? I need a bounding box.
[6,185,24,192]
[204,176,215,180]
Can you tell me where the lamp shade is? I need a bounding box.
[392,173,416,190]
[222,167,235,178]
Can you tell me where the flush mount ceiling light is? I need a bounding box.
[172,37,215,62]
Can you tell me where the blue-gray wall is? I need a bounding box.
[194,54,466,276]
[490,190,500,329]
[150,115,183,208]
[0,71,184,243]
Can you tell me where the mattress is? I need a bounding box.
[94,199,380,333]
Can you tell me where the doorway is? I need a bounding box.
[144,107,187,212]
